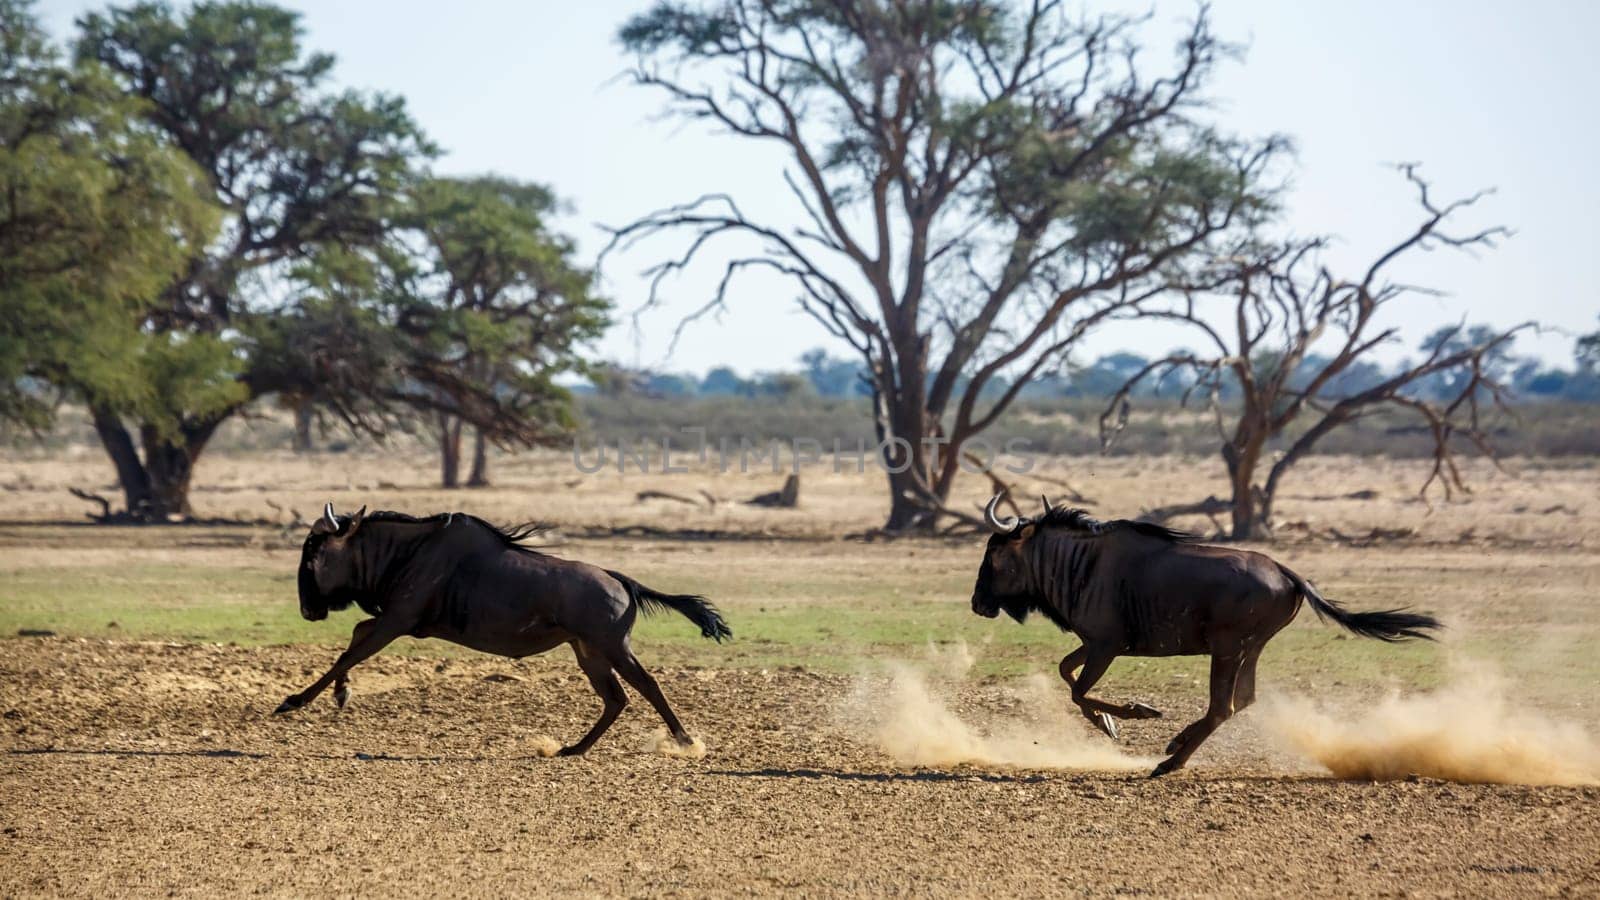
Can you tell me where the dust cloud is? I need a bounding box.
[645,728,708,760]
[1262,668,1600,786]
[841,643,1151,772]
[528,735,561,758]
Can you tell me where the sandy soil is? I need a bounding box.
[3,638,1598,898]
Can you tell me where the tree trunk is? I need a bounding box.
[439,414,463,489]
[89,406,218,522]
[92,405,153,516]
[1225,434,1268,541]
[872,384,943,532]
[291,399,315,454]
[878,423,939,530]
[883,466,941,532]
[466,426,489,487]
[1228,470,1255,540]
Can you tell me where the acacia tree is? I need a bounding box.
[613,0,1280,532]
[1100,166,1525,540]
[0,0,216,430]
[69,1,431,520]
[403,176,609,488]
[247,210,606,491]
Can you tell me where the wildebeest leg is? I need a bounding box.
[274,618,406,714]
[1060,648,1162,740]
[559,642,627,757]
[1151,651,1244,777]
[1058,647,1113,737]
[1060,647,1163,722]
[1231,646,1263,712]
[1057,646,1089,686]
[333,619,377,709]
[1163,644,1267,755]
[1067,650,1123,740]
[611,650,691,744]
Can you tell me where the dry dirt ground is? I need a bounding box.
[5,445,1596,547]
[4,639,1599,898]
[2,452,1599,896]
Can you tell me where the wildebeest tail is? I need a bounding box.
[606,570,732,642]
[1278,563,1440,643]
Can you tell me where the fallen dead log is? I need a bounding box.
[746,474,800,508]
[635,489,705,506]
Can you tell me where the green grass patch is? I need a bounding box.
[0,555,1467,692]
[12,547,1593,697]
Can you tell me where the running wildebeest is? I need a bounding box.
[275,503,731,756]
[970,495,1440,777]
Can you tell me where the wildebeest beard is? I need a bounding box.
[973,561,1036,624]
[996,593,1035,623]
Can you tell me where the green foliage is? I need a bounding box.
[394,175,610,444]
[408,177,600,347]
[130,334,251,441]
[0,0,218,429]
[259,174,609,448]
[617,1,741,54]
[72,0,431,415]
[42,0,611,497]
[11,0,442,516]
[240,247,411,425]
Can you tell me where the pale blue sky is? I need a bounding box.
[39,0,1600,373]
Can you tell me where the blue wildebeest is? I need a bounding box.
[970,495,1440,777]
[276,504,731,755]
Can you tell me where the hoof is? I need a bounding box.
[1165,727,1196,755]
[333,687,350,709]
[1149,758,1183,779]
[272,695,303,715]
[1126,702,1162,719]
[556,745,586,757]
[1093,712,1119,741]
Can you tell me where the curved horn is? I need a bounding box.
[1040,494,1053,516]
[310,502,339,536]
[984,493,1021,534]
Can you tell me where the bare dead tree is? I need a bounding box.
[1101,165,1527,540]
[611,1,1283,532]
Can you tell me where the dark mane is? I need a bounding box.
[359,510,556,551]
[298,510,556,620]
[1035,507,1198,543]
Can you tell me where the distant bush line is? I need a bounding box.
[7,397,1596,461]
[574,395,1600,460]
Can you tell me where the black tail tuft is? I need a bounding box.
[1279,563,1442,643]
[607,570,733,642]
[1315,605,1442,643]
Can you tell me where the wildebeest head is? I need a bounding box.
[297,502,367,621]
[970,494,1050,622]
